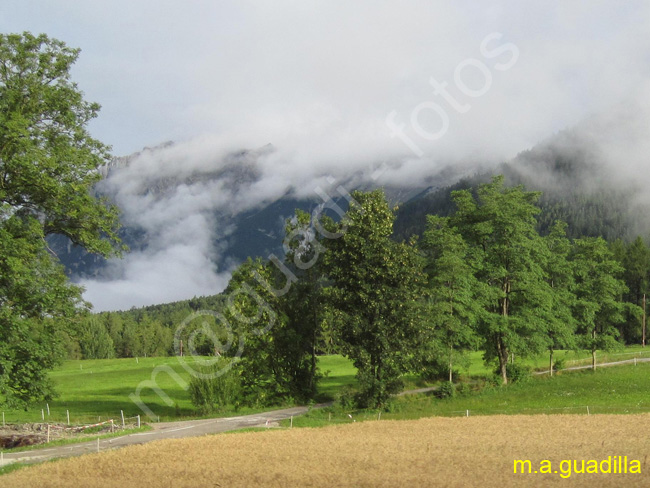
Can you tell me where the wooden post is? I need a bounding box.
[47,424,50,443]
[67,410,70,426]
[377,411,381,421]
[587,406,590,416]
[121,410,125,429]
[46,403,50,416]
[137,415,140,428]
[641,293,646,347]
[466,410,469,417]
[290,416,293,428]
[41,409,45,421]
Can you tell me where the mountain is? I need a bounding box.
[396,105,650,242]
[52,102,650,311]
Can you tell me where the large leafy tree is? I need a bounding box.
[324,190,425,408]
[419,215,481,382]
[451,176,550,384]
[541,221,577,375]
[620,236,650,343]
[278,209,329,399]
[570,237,631,369]
[0,33,122,406]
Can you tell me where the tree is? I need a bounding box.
[620,237,650,343]
[419,215,481,382]
[571,237,630,369]
[0,33,122,406]
[78,316,115,359]
[277,209,328,400]
[451,176,550,384]
[324,190,425,408]
[542,221,577,375]
[223,257,285,406]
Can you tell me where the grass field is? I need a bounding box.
[0,355,356,424]
[3,414,649,487]
[290,362,650,428]
[3,347,650,425]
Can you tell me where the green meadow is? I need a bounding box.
[3,348,650,425]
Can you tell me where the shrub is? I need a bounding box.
[455,382,472,397]
[437,381,456,399]
[505,362,531,383]
[553,357,566,372]
[188,360,241,414]
[337,386,357,410]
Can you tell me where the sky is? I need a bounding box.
[2,1,650,310]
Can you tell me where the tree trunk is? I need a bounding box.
[496,335,508,385]
[592,329,597,370]
[497,281,510,385]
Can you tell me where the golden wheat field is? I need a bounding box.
[3,414,650,487]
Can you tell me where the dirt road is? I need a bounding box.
[1,403,330,466]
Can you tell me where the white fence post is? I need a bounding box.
[121,410,125,429]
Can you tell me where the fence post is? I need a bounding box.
[290,416,293,428]
[41,409,45,421]
[46,404,50,417]
[377,411,381,421]
[67,410,70,426]
[587,406,590,416]
[47,424,50,443]
[466,410,469,417]
[137,415,141,428]
[121,410,125,429]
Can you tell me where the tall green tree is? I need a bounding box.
[324,190,425,408]
[451,176,550,384]
[0,33,122,406]
[277,209,329,399]
[620,236,650,343]
[571,237,631,369]
[419,215,481,382]
[78,316,115,359]
[542,221,577,375]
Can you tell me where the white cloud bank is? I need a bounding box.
[1,1,649,310]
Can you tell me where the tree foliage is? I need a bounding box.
[451,176,551,384]
[0,32,122,407]
[324,190,425,407]
[419,215,481,381]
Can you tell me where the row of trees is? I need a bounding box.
[184,177,640,410]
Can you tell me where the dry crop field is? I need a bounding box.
[4,414,650,487]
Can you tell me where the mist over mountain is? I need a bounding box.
[58,136,474,311]
[53,100,648,313]
[396,99,650,242]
